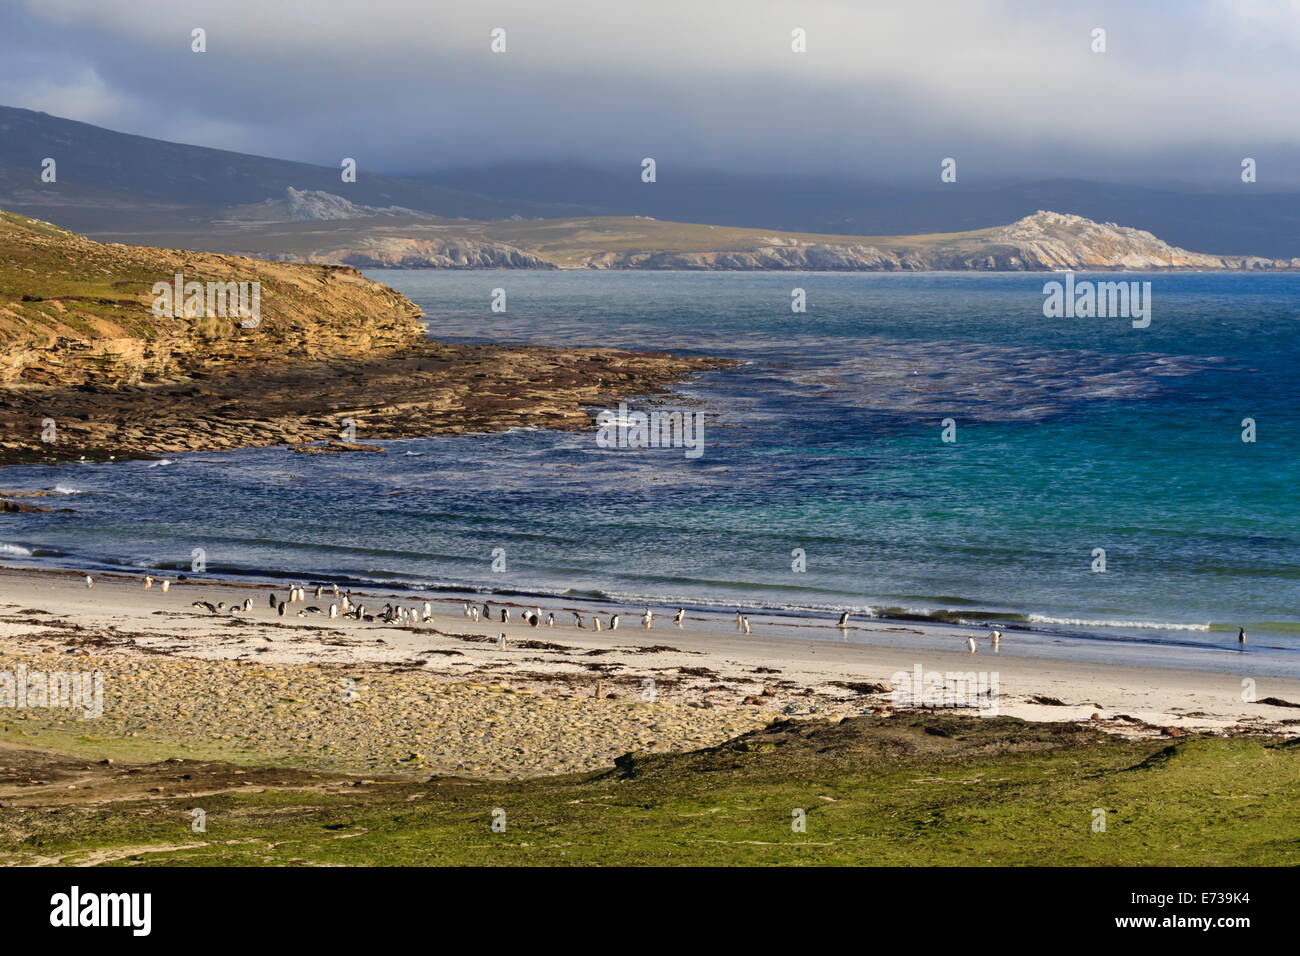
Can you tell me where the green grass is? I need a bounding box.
[5,715,1297,866]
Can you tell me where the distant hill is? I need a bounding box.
[69,208,1296,272]
[421,163,1300,260]
[0,105,594,231]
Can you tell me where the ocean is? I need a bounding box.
[2,270,1298,673]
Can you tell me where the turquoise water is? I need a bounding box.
[2,271,1297,667]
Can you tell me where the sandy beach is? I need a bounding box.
[3,565,1298,781]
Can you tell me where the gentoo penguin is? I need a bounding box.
[463,603,471,618]
[1239,627,1247,646]
[574,612,584,629]
[610,614,620,630]
[269,593,278,609]
[642,609,654,629]
[736,612,744,631]
[314,585,323,599]
[741,616,752,635]
[498,633,507,649]
[500,608,510,624]
[594,617,603,631]
[423,602,432,621]
[85,575,93,588]
[160,580,170,592]
[481,603,491,620]
[990,630,1001,649]
[192,600,218,613]
[144,576,154,590]
[332,583,340,597]
[277,601,286,617]
[242,598,253,612]
[674,609,685,626]
[528,612,539,628]
[547,612,555,627]
[965,636,977,654]
[837,611,850,628]
[470,606,481,621]
[329,603,338,619]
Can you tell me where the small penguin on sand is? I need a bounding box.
[1239,627,1247,646]
[277,601,286,617]
[329,603,338,619]
[990,630,1001,650]
[965,636,977,654]
[594,617,603,631]
[837,611,850,628]
[642,609,654,629]
[610,614,620,630]
[85,575,93,589]
[574,612,585,629]
[160,580,170,592]
[674,609,685,626]
[547,612,555,628]
[741,615,752,635]
[269,593,278,609]
[144,576,154,590]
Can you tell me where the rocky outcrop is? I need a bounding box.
[582,211,1300,272]
[0,210,725,464]
[283,235,557,270]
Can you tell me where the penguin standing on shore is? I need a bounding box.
[837,611,850,629]
[269,593,278,609]
[547,612,555,628]
[500,608,510,624]
[277,600,287,617]
[965,636,977,654]
[610,614,620,630]
[990,630,1001,650]
[329,603,338,619]
[85,575,93,589]
[642,609,654,629]
[741,615,752,634]
[160,580,170,592]
[674,609,685,626]
[144,576,154,590]
[1239,627,1247,646]
[243,598,253,612]
[594,617,603,631]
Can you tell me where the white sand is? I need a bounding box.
[3,565,1299,741]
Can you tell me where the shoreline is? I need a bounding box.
[3,564,1299,784]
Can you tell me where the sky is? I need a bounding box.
[2,0,1299,185]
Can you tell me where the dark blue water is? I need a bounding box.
[2,271,1297,666]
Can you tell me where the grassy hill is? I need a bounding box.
[0,209,422,387]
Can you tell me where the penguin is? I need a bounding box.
[965,636,977,654]
[990,629,1001,650]
[642,609,654,629]
[674,608,685,626]
[547,612,555,628]
[736,611,744,631]
[610,614,620,630]
[594,617,603,631]
[329,603,338,619]
[470,606,481,622]
[574,613,584,629]
[498,633,507,650]
[243,597,253,612]
[314,585,323,599]
[741,616,751,635]
[837,611,850,628]
[1239,627,1247,646]
[500,608,510,624]
[144,576,154,590]
[481,603,491,620]
[85,575,93,589]
[277,601,286,617]
[423,602,432,621]
[269,593,278,609]
[192,600,218,613]
[160,580,170,593]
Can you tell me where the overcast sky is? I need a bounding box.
[3,0,1299,185]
